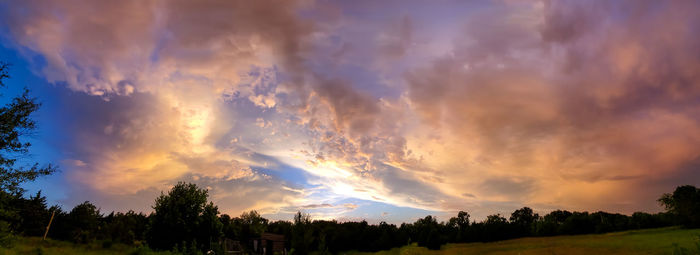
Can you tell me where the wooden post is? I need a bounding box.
[43,210,55,241]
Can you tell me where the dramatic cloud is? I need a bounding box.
[1,0,699,221]
[403,0,700,214]
[1,0,316,214]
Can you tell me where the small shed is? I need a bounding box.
[254,233,286,255]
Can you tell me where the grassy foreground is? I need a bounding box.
[1,227,698,255]
[0,237,174,255]
[346,227,700,255]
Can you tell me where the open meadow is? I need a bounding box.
[346,227,700,255]
[2,227,698,255]
[0,237,172,255]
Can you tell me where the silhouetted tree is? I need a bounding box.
[46,206,71,241]
[0,178,689,253]
[590,211,629,233]
[198,201,223,252]
[411,215,446,249]
[510,207,538,236]
[448,211,470,242]
[291,211,313,254]
[534,210,571,236]
[0,62,56,246]
[0,63,56,194]
[102,210,149,244]
[148,182,222,253]
[480,214,511,241]
[0,191,21,246]
[659,185,700,227]
[629,212,671,229]
[17,191,49,236]
[560,212,593,235]
[68,201,101,243]
[239,210,268,241]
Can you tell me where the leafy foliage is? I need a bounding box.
[102,210,149,245]
[0,183,693,254]
[148,182,222,253]
[0,62,56,248]
[659,185,700,228]
[0,63,57,194]
[0,179,689,254]
[68,201,102,243]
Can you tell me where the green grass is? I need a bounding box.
[0,237,176,255]
[345,227,700,255]
[2,227,699,255]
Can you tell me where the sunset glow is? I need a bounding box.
[1,0,699,223]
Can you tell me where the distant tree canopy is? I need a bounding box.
[659,185,700,228]
[148,182,223,253]
[2,182,696,253]
[510,207,538,236]
[67,201,102,243]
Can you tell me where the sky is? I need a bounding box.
[0,0,699,224]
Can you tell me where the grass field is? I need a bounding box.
[0,237,174,255]
[1,227,699,254]
[346,227,700,255]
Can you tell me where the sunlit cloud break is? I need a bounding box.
[1,0,699,222]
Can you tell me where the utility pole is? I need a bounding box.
[43,210,55,241]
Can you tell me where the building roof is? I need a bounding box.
[260,233,285,242]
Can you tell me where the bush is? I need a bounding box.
[0,223,15,248]
[129,246,152,255]
[102,239,114,249]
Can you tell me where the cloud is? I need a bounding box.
[297,203,357,210]
[2,0,700,222]
[377,16,414,61]
[300,203,333,209]
[1,0,317,215]
[402,0,700,214]
[479,178,535,201]
[61,159,87,167]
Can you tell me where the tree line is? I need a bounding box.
[1,182,698,254]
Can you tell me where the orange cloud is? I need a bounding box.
[2,0,699,221]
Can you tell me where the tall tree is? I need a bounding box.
[17,191,49,236]
[68,201,101,243]
[0,62,56,247]
[448,211,470,242]
[234,210,268,245]
[291,211,313,254]
[0,62,56,193]
[659,185,700,227]
[510,207,538,236]
[148,182,222,253]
